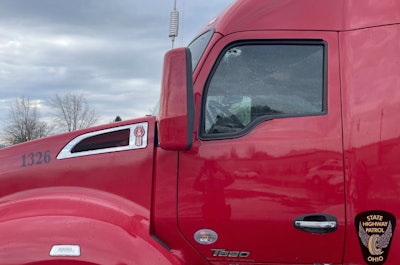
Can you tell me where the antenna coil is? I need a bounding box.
[169,10,179,38]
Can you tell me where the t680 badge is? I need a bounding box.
[355,210,396,265]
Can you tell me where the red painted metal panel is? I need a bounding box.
[340,24,400,265]
[0,117,177,264]
[0,215,182,265]
[178,30,344,264]
[0,117,156,209]
[206,0,400,34]
[152,148,209,264]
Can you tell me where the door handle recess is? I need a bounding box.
[294,214,337,234]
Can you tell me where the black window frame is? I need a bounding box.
[199,39,328,140]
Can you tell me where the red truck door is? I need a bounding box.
[177,31,344,264]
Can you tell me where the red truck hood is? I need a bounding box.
[0,115,157,210]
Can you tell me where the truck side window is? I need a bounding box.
[201,41,326,138]
[188,30,214,72]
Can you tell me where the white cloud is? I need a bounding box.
[0,0,234,134]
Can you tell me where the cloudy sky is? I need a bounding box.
[0,0,233,138]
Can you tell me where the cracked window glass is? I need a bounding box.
[202,42,325,136]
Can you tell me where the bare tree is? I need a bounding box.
[3,97,51,145]
[49,92,98,132]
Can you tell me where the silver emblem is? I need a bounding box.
[49,245,80,257]
[194,229,218,245]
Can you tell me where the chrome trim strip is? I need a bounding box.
[57,122,148,159]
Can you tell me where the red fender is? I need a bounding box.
[0,187,183,265]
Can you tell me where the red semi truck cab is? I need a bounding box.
[1,1,400,264]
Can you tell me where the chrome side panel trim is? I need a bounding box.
[57,122,148,159]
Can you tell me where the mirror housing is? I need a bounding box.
[158,47,194,151]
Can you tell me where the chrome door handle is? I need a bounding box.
[294,220,337,229]
[294,214,338,233]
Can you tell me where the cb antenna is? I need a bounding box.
[169,0,179,49]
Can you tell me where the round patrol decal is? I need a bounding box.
[355,210,396,265]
